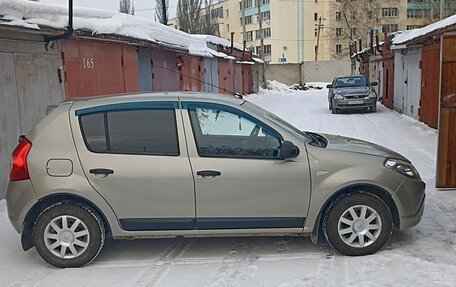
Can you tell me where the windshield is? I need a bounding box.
[243,101,313,143]
[334,76,369,88]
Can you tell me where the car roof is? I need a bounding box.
[335,75,367,79]
[67,92,245,110]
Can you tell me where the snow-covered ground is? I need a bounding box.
[1,85,456,286]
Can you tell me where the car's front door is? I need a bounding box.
[181,101,311,230]
[71,101,195,231]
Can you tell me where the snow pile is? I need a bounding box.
[0,0,243,57]
[393,13,456,45]
[266,80,291,92]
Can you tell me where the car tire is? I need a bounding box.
[331,105,338,114]
[323,193,393,256]
[33,202,105,268]
[370,105,377,113]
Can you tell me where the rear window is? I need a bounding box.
[79,109,179,156]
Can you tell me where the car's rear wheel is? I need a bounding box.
[323,193,393,256]
[33,202,105,268]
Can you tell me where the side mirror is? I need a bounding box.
[279,141,299,160]
[370,81,378,86]
[326,84,333,89]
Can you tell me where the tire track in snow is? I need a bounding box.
[6,264,55,287]
[204,237,266,287]
[131,237,194,287]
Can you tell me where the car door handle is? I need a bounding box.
[196,170,221,177]
[89,168,114,175]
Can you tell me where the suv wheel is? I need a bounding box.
[33,202,105,267]
[323,193,392,256]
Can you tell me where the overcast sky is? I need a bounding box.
[41,0,179,20]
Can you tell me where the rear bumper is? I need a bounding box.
[5,180,37,233]
[393,178,426,230]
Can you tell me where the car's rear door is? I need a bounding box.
[70,99,196,231]
[181,100,311,231]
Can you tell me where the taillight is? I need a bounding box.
[10,137,32,181]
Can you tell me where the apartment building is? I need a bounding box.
[170,0,455,63]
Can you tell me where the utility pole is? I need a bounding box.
[440,0,445,19]
[242,0,246,42]
[161,0,168,25]
[257,0,266,88]
[257,0,264,61]
[315,16,324,61]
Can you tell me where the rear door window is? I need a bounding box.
[79,105,179,156]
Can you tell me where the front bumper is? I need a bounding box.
[393,178,426,230]
[334,97,377,110]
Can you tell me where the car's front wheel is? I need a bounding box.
[33,202,105,268]
[323,193,393,256]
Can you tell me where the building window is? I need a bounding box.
[336,11,341,20]
[336,44,342,54]
[226,24,230,32]
[261,11,270,21]
[315,28,318,36]
[351,27,356,37]
[407,25,423,30]
[211,7,223,19]
[241,15,253,25]
[382,8,399,17]
[255,28,271,39]
[407,9,430,18]
[382,24,398,33]
[226,9,229,17]
[240,0,253,9]
[336,27,342,36]
[314,13,318,21]
[245,31,253,41]
[255,45,271,55]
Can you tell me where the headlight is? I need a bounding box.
[368,91,377,98]
[334,93,344,100]
[384,158,420,180]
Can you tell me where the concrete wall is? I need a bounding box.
[263,60,351,85]
[264,63,301,86]
[0,31,66,199]
[301,60,351,82]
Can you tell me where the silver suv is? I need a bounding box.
[6,93,425,267]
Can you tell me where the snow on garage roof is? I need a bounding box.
[392,14,456,45]
[0,0,243,57]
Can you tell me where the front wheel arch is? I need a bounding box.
[312,184,400,243]
[21,193,112,251]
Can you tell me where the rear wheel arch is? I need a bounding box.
[21,193,112,251]
[312,184,400,242]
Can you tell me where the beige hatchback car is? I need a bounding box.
[6,93,425,267]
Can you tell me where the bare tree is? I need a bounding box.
[200,0,219,35]
[327,0,381,60]
[119,0,135,15]
[155,0,169,25]
[177,0,203,33]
